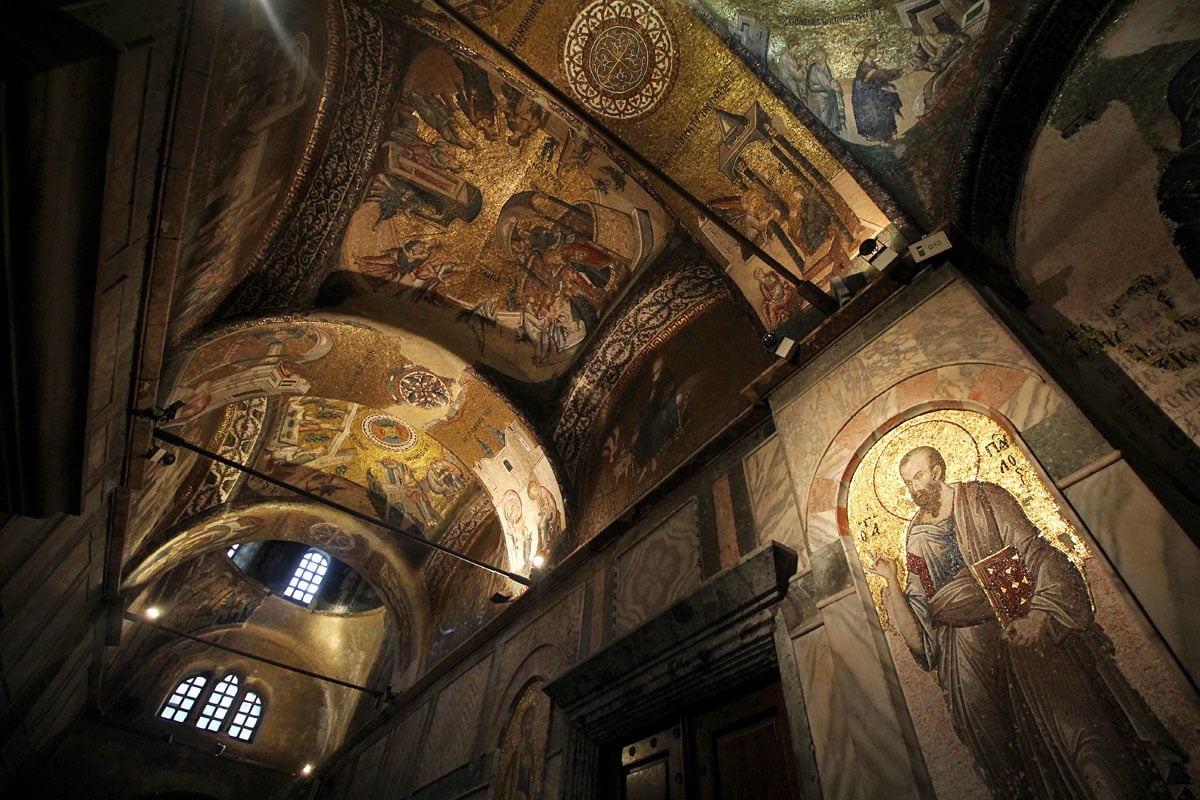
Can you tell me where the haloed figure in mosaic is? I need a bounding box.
[867,446,1187,799]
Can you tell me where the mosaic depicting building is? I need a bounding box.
[3,0,1200,798]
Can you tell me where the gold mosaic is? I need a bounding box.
[847,410,1091,630]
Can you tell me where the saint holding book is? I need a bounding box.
[867,445,1185,799]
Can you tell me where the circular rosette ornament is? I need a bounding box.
[360,413,418,452]
[562,0,677,121]
[387,365,450,410]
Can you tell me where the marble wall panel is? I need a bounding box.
[933,362,984,406]
[1065,460,1200,680]
[803,511,841,567]
[375,703,428,799]
[819,594,927,800]
[416,654,494,789]
[344,734,386,800]
[499,590,583,680]
[494,589,584,721]
[543,752,562,799]
[996,370,1061,432]
[582,567,606,660]
[1021,405,1113,482]
[711,473,741,570]
[790,625,865,800]
[743,436,807,565]
[612,499,701,638]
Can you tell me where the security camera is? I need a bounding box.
[762,331,797,360]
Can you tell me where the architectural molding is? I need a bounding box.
[545,541,798,798]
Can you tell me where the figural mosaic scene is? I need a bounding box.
[3,0,1200,797]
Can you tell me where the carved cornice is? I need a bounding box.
[545,542,797,740]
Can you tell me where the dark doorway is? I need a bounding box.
[605,679,800,800]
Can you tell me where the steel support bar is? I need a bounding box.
[152,427,533,587]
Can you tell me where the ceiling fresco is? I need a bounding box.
[156,317,565,579]
[442,0,902,328]
[166,0,332,347]
[76,0,1158,778]
[334,23,677,383]
[555,256,773,544]
[121,0,924,730]
[688,0,1020,222]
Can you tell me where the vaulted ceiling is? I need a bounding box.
[99,0,1070,772]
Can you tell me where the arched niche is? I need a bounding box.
[828,404,1199,799]
[494,677,553,800]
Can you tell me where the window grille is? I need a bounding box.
[282,550,329,605]
[227,691,263,741]
[158,671,265,743]
[158,675,208,723]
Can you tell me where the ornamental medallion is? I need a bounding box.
[562,0,677,121]
[360,412,418,452]
[387,366,450,409]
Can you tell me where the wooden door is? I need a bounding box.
[691,681,799,800]
[612,724,687,800]
[606,680,799,800]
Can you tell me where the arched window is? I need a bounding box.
[158,671,264,743]
[282,549,329,606]
[159,674,208,723]
[196,674,239,732]
[227,691,263,741]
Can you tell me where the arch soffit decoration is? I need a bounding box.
[155,314,568,577]
[552,258,740,485]
[947,0,1113,291]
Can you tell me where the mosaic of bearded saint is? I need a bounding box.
[865,441,1187,799]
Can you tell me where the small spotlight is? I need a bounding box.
[145,607,161,620]
[300,764,314,777]
[531,553,546,569]
[146,446,176,465]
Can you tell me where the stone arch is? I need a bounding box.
[122,500,429,680]
[804,362,1060,546]
[489,643,569,745]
